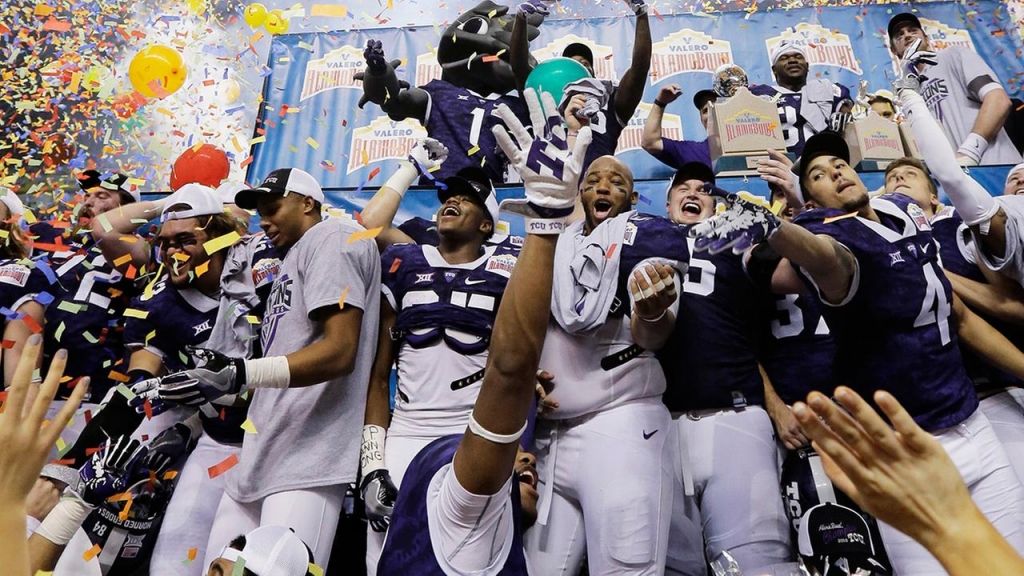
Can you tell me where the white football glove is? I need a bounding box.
[492,88,592,234]
[893,39,937,94]
[408,137,449,177]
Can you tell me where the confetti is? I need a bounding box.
[208,454,239,478]
[347,227,382,243]
[204,231,241,255]
[83,543,101,562]
[240,418,258,434]
[338,285,349,308]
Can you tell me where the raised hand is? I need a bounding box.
[408,137,448,177]
[625,0,648,16]
[893,39,937,94]
[354,39,411,109]
[689,188,782,255]
[655,84,683,106]
[518,0,554,16]
[492,88,592,233]
[132,347,245,407]
[78,435,148,505]
[0,339,88,509]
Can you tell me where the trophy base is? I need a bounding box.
[713,152,796,177]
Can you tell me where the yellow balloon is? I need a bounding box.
[264,10,289,35]
[243,3,267,28]
[221,78,241,104]
[128,45,187,98]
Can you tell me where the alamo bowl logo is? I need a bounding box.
[615,102,682,154]
[348,116,428,174]
[883,18,975,52]
[766,24,862,75]
[864,130,902,153]
[534,35,616,81]
[301,45,365,101]
[723,110,778,143]
[651,29,733,85]
[415,50,443,88]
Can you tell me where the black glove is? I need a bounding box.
[360,469,398,533]
[142,423,196,477]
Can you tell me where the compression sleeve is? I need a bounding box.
[900,89,998,232]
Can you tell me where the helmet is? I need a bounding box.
[780,446,892,575]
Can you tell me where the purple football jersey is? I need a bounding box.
[792,195,977,431]
[379,435,528,575]
[659,235,766,412]
[421,80,528,184]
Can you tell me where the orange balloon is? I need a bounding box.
[128,45,187,98]
[169,144,230,190]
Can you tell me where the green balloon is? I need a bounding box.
[525,57,591,104]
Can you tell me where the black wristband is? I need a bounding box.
[653,99,667,109]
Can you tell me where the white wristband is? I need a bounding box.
[26,515,41,537]
[244,356,291,389]
[34,497,94,546]
[957,132,988,164]
[360,424,387,475]
[468,413,528,444]
[525,218,568,235]
[382,163,419,199]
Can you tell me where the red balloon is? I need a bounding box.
[169,144,230,190]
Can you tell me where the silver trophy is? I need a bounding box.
[712,64,749,98]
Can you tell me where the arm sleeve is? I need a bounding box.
[900,89,998,227]
[432,465,517,573]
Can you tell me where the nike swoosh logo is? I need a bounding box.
[643,429,658,440]
[465,278,486,285]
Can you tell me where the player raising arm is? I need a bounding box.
[377,87,590,572]
[692,130,1024,574]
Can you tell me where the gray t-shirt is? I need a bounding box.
[227,217,381,502]
[919,46,1022,165]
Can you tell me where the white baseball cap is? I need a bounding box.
[215,181,249,205]
[235,168,325,210]
[216,525,312,576]
[161,183,223,222]
[771,39,807,65]
[0,187,25,218]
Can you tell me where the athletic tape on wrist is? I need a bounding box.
[361,424,387,474]
[34,497,94,546]
[244,356,290,389]
[468,414,528,444]
[526,218,567,234]
[383,164,419,198]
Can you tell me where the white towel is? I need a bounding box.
[800,79,840,134]
[551,211,634,334]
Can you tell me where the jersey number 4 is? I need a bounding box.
[914,264,952,346]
